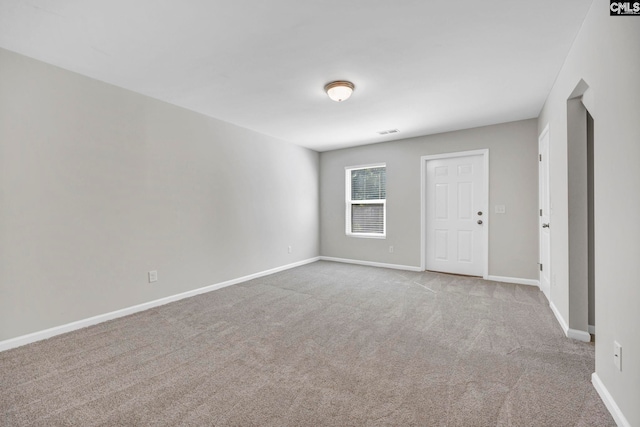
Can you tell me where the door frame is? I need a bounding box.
[538,124,551,300]
[420,149,489,277]
[565,82,592,341]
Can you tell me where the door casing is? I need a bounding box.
[539,124,551,300]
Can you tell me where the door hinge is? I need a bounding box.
[540,209,543,216]
[539,154,542,161]
[539,263,543,272]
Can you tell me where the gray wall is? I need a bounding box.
[320,119,539,280]
[0,48,319,341]
[538,1,640,424]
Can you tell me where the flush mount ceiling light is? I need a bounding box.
[324,80,355,102]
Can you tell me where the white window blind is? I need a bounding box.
[351,204,384,234]
[346,165,386,237]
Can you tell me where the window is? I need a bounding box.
[345,164,386,237]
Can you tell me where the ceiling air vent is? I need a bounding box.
[377,129,400,135]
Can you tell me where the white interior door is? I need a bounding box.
[426,154,485,276]
[539,126,551,298]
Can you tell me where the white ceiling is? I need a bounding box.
[0,0,592,151]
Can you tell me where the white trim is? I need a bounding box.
[548,301,591,342]
[344,162,386,172]
[540,284,550,302]
[538,124,551,301]
[322,259,541,287]
[588,324,595,335]
[592,373,631,427]
[420,149,489,160]
[345,234,386,240]
[485,275,540,287]
[420,149,489,277]
[319,256,422,272]
[550,300,570,334]
[0,257,320,353]
[345,163,387,238]
[420,156,427,269]
[567,328,591,342]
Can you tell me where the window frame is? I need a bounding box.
[345,163,387,239]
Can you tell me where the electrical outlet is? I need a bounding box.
[288,245,292,254]
[495,204,506,214]
[148,270,158,283]
[614,341,622,371]
[389,246,394,253]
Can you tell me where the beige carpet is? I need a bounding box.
[1,261,615,426]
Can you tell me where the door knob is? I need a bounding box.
[542,223,550,228]
[477,220,483,225]
[477,211,483,216]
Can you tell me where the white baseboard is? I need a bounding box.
[549,300,570,334]
[320,259,541,284]
[319,256,422,272]
[0,257,320,353]
[539,284,550,302]
[548,301,591,342]
[485,275,540,287]
[592,373,631,427]
[567,328,591,342]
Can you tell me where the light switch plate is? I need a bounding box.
[495,205,506,214]
[614,341,622,371]
[148,270,158,283]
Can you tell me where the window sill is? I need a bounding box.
[346,234,387,239]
